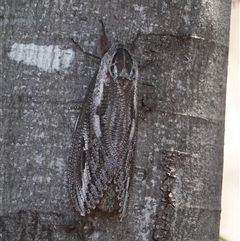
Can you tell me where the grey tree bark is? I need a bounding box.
[1,1,231,241]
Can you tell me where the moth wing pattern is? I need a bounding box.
[68,44,138,220]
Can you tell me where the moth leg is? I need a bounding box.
[70,38,101,60]
[138,59,154,71]
[99,20,110,54]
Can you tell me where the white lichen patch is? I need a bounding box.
[133,4,146,21]
[135,197,158,240]
[89,231,100,241]
[8,43,75,72]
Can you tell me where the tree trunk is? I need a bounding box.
[1,1,231,240]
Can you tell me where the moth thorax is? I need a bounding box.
[110,48,135,81]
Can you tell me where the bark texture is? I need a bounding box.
[1,1,231,240]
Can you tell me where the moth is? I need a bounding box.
[68,37,138,221]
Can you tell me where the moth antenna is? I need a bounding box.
[99,19,110,54]
[70,37,101,60]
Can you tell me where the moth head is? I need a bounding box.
[110,47,136,81]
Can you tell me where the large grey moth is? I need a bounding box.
[68,32,138,221]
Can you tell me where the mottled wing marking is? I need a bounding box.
[68,44,138,220]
